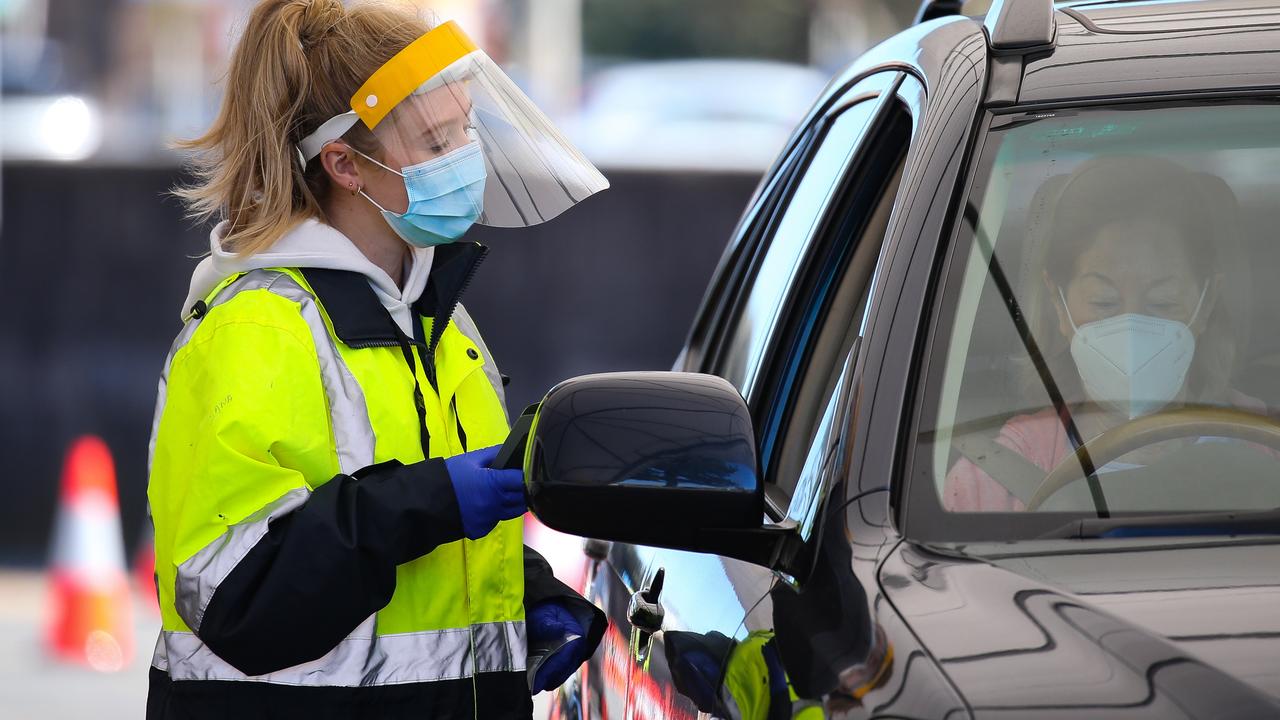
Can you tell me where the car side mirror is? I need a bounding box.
[525,371,790,568]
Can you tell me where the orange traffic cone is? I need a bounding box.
[46,435,134,671]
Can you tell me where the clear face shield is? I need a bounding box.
[298,21,607,231]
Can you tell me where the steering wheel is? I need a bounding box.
[1025,407,1280,511]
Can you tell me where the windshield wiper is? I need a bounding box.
[1038,508,1280,539]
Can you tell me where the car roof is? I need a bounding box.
[797,0,1280,153]
[1019,0,1280,103]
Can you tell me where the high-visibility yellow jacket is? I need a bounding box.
[146,242,602,719]
[722,631,826,720]
[664,629,826,720]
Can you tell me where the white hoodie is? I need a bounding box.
[182,219,434,337]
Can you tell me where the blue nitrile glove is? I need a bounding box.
[664,630,735,713]
[670,644,722,711]
[528,600,588,693]
[444,445,526,540]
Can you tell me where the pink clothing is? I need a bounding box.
[944,409,1065,512]
[943,393,1271,511]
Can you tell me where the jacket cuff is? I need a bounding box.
[355,458,467,564]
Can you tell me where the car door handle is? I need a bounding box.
[628,567,665,633]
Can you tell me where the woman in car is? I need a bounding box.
[944,155,1267,512]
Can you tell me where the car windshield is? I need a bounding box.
[911,101,1280,541]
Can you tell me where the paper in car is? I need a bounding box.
[527,633,583,691]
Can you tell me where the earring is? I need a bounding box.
[349,182,359,197]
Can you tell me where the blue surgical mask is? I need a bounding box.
[355,142,487,247]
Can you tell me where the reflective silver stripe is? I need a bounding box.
[148,270,375,476]
[151,632,168,672]
[160,270,375,629]
[174,487,310,631]
[152,620,527,686]
[264,273,376,474]
[721,689,745,720]
[474,617,526,674]
[452,303,509,423]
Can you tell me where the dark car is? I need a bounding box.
[524,0,1280,717]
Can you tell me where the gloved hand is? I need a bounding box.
[668,643,722,712]
[444,445,526,540]
[665,630,735,713]
[528,600,588,693]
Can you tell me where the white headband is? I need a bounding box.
[296,110,361,165]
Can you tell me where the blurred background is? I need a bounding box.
[0,0,916,715]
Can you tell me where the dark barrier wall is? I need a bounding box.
[0,163,758,563]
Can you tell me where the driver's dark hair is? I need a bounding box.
[1034,154,1239,404]
[1044,155,1219,287]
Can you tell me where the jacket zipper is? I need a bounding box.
[345,338,417,350]
[333,252,488,714]
[426,244,489,359]
[428,245,487,717]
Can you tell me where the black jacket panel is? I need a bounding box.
[198,459,464,676]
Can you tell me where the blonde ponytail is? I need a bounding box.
[174,0,429,256]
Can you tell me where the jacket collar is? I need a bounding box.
[301,242,487,355]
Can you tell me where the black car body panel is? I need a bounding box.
[1022,1,1280,104]
[544,1,1280,717]
[883,539,1280,716]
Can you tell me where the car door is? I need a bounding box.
[711,80,915,720]
[618,71,914,720]
[730,72,986,719]
[550,113,854,720]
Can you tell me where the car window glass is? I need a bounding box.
[912,102,1280,538]
[764,102,912,500]
[716,96,884,399]
[682,128,815,372]
[786,342,858,536]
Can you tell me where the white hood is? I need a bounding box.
[182,219,434,337]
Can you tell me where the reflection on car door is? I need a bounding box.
[569,540,658,719]
[624,554,775,719]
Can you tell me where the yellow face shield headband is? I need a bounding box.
[296,21,476,162]
[296,19,608,229]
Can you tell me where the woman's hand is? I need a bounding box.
[444,445,527,539]
[527,600,589,693]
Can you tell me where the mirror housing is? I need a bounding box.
[526,372,789,566]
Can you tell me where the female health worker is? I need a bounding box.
[145,1,608,717]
